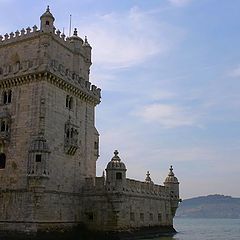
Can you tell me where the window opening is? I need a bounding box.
[46,21,50,25]
[0,153,6,169]
[36,154,42,163]
[3,91,7,104]
[116,172,122,180]
[66,95,69,108]
[1,121,5,132]
[8,90,12,103]
[69,97,73,109]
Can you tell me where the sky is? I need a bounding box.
[0,0,240,199]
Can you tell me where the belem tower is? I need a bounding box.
[0,7,180,234]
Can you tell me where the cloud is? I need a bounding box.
[168,0,192,7]
[228,65,240,78]
[134,103,198,128]
[77,7,184,69]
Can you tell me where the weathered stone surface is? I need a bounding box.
[0,7,180,235]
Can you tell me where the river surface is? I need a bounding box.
[147,218,240,240]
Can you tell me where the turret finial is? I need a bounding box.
[85,36,88,43]
[168,165,174,177]
[73,28,78,36]
[114,150,119,157]
[145,171,152,183]
[47,5,50,12]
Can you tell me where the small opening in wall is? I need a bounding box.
[1,121,5,132]
[116,172,122,180]
[3,91,7,104]
[140,213,144,221]
[46,21,50,25]
[36,154,42,163]
[8,90,12,103]
[69,97,73,109]
[0,153,6,169]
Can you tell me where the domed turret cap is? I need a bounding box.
[106,150,126,171]
[164,165,179,184]
[40,6,55,21]
[29,136,50,153]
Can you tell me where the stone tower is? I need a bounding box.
[0,6,100,231]
[0,6,180,235]
[164,166,180,216]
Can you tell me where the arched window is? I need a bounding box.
[46,21,50,26]
[0,153,6,169]
[2,90,12,104]
[3,91,7,104]
[66,95,69,108]
[69,97,73,109]
[1,121,5,132]
[66,95,73,110]
[8,90,12,103]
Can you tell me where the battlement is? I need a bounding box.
[0,26,39,46]
[83,176,170,199]
[125,178,169,197]
[0,25,89,54]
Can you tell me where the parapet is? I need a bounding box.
[83,176,171,199]
[0,26,39,46]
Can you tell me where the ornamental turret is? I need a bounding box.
[105,150,127,190]
[164,165,180,216]
[40,6,55,33]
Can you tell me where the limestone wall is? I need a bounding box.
[43,80,98,192]
[0,189,83,232]
[0,82,44,190]
[82,177,174,231]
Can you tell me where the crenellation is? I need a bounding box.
[15,30,20,37]
[20,28,25,36]
[4,33,9,40]
[9,32,14,39]
[56,29,61,37]
[33,25,38,32]
[61,33,66,41]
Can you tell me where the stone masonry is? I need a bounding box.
[0,7,180,234]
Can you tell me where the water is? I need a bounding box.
[0,218,239,240]
[145,218,240,240]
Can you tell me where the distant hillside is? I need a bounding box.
[176,194,240,218]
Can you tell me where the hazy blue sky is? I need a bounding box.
[1,0,240,199]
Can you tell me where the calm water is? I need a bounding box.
[0,218,239,240]
[147,218,240,240]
